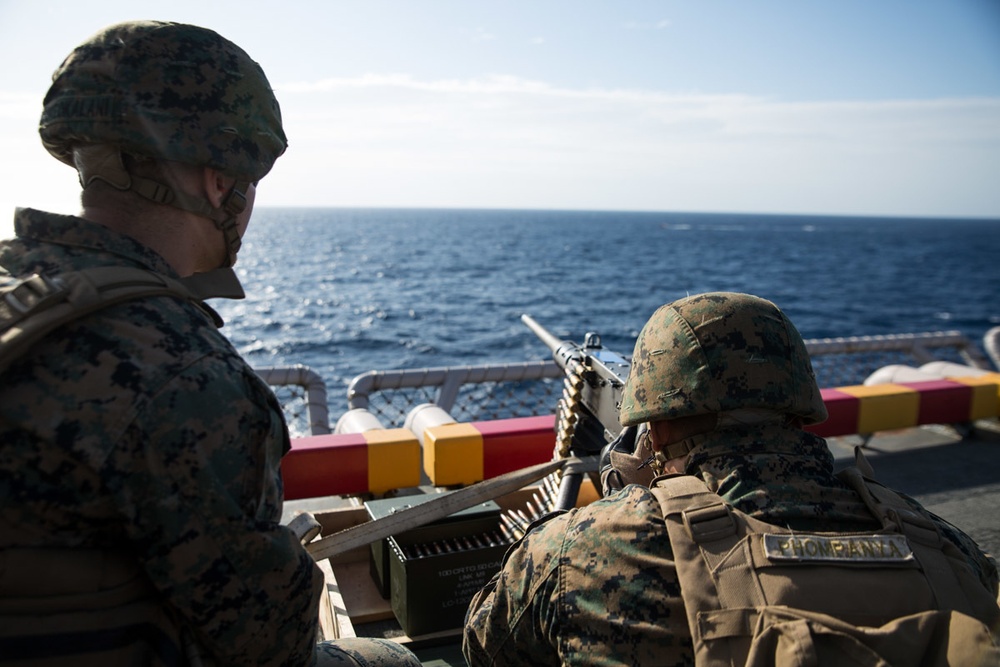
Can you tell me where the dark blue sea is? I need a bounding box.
[214,208,1000,410]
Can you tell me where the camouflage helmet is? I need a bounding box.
[39,20,287,183]
[619,292,827,427]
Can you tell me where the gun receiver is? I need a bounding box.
[521,314,631,508]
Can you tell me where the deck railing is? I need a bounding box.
[254,364,332,436]
[258,330,997,437]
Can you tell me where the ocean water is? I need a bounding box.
[215,208,1000,407]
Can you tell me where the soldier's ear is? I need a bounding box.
[202,167,235,209]
[648,420,670,451]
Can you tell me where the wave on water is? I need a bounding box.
[214,208,1000,396]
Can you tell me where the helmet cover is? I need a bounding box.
[39,20,286,183]
[619,292,828,427]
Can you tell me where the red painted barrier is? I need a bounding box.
[284,376,1000,500]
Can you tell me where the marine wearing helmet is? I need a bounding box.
[1,20,423,667]
[464,293,999,666]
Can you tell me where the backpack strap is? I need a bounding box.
[0,266,230,375]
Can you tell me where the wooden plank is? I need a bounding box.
[334,560,395,624]
[316,559,342,639]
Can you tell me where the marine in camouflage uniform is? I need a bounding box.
[463,292,999,666]
[0,21,418,667]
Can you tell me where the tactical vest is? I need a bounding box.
[0,266,242,665]
[0,547,190,666]
[651,452,1000,666]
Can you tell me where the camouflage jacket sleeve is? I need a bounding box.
[102,355,323,667]
[463,512,563,667]
[463,486,693,667]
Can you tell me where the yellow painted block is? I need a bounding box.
[424,423,483,486]
[839,384,920,433]
[947,374,1000,419]
[366,428,421,493]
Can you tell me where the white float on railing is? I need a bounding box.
[334,408,387,434]
[404,403,457,447]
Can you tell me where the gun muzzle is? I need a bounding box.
[521,314,583,371]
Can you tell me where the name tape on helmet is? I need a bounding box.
[763,533,914,563]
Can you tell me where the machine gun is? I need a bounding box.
[521,314,632,510]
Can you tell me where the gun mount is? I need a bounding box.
[521,314,632,509]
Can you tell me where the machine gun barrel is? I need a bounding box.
[520,314,565,355]
[520,314,582,371]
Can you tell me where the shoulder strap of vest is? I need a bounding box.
[650,475,769,646]
[837,447,980,614]
[0,266,228,375]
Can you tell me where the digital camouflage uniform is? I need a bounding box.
[463,292,999,666]
[0,209,323,665]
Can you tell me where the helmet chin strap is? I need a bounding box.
[74,146,248,268]
[212,183,249,269]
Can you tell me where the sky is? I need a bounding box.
[1,0,999,238]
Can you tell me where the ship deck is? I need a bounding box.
[286,421,1000,664]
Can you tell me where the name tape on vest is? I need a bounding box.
[763,533,914,563]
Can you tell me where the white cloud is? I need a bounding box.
[281,73,559,96]
[279,74,1000,148]
[270,74,1000,216]
[3,73,999,232]
[623,19,672,30]
[473,28,496,42]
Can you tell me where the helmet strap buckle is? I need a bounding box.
[220,181,249,218]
